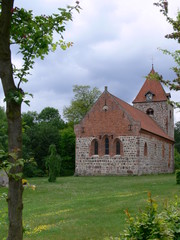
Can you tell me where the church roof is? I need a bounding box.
[133,66,169,103]
[111,93,173,142]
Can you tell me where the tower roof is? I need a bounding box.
[112,94,173,141]
[133,66,169,103]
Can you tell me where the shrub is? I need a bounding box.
[23,161,44,178]
[176,170,180,184]
[45,144,62,182]
[118,193,180,240]
[175,148,180,170]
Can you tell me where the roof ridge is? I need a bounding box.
[109,92,173,141]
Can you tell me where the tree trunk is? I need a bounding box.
[6,100,23,240]
[0,1,24,239]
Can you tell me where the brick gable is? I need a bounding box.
[74,69,174,176]
[75,90,173,142]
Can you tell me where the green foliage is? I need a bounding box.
[63,85,102,123]
[175,122,180,170]
[10,3,81,91]
[60,126,75,176]
[175,121,180,153]
[0,1,81,239]
[22,108,64,174]
[45,144,62,182]
[22,107,76,177]
[0,149,24,181]
[120,193,180,240]
[174,148,180,170]
[176,170,180,184]
[23,159,44,178]
[38,107,65,129]
[154,1,180,105]
[4,89,32,106]
[1,174,180,240]
[0,192,8,236]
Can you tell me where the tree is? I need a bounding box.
[38,107,65,129]
[60,125,76,176]
[46,144,62,182]
[22,109,76,177]
[0,1,80,239]
[175,121,180,153]
[63,85,102,123]
[154,1,180,107]
[22,108,64,175]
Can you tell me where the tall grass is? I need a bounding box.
[0,174,179,240]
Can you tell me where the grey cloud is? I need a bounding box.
[1,0,179,122]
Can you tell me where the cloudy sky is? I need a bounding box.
[0,0,180,122]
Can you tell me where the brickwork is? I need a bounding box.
[74,84,174,176]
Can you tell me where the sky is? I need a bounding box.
[0,0,180,122]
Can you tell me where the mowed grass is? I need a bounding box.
[0,174,180,240]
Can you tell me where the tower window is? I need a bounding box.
[105,137,109,155]
[146,108,154,116]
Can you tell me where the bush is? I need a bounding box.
[23,162,44,178]
[176,170,180,184]
[105,193,180,240]
[45,144,62,182]
[175,148,180,170]
[119,193,180,240]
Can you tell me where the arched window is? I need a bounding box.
[144,142,147,156]
[162,143,165,158]
[146,108,154,116]
[105,137,109,155]
[116,141,120,155]
[113,138,123,156]
[90,139,98,156]
[94,140,98,155]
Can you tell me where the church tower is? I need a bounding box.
[133,66,174,138]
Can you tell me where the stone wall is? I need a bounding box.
[75,134,174,176]
[138,135,174,175]
[133,101,174,138]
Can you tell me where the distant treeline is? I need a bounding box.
[0,106,75,177]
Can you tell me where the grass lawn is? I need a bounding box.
[0,174,180,240]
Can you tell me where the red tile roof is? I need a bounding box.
[133,67,168,103]
[111,94,173,142]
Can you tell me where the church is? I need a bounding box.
[74,66,174,176]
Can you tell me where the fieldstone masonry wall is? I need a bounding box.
[133,101,174,138]
[75,135,174,176]
[138,136,174,175]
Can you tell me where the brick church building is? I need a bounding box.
[74,67,174,176]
